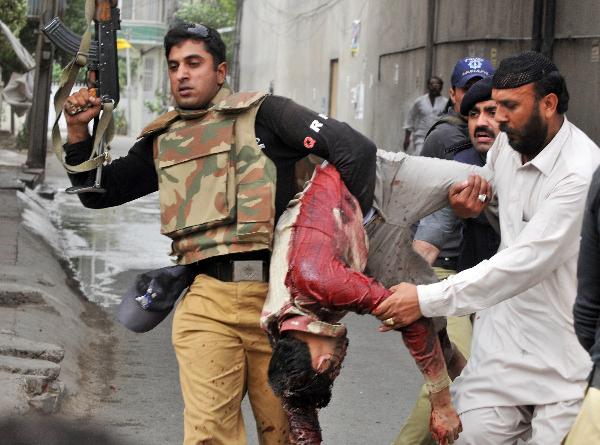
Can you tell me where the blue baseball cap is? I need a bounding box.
[451,57,494,88]
[117,264,198,333]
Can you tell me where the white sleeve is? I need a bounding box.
[418,173,589,317]
[403,99,417,131]
[374,150,493,226]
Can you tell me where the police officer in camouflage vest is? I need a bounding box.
[62,23,376,445]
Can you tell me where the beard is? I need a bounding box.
[500,104,548,158]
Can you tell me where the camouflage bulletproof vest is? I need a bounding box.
[147,89,276,264]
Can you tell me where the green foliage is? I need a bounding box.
[118,54,139,91]
[55,0,88,66]
[176,0,237,29]
[175,0,238,64]
[16,126,29,150]
[144,89,170,115]
[63,0,88,35]
[17,19,37,58]
[113,108,128,135]
[51,61,88,84]
[0,0,27,83]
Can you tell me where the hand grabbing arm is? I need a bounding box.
[448,174,492,219]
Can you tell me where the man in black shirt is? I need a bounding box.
[63,23,375,445]
[566,166,600,443]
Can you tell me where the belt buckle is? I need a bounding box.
[232,260,265,282]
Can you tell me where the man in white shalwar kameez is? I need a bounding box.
[373,52,600,444]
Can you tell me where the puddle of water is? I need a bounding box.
[26,137,173,306]
[51,192,172,306]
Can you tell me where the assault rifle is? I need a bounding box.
[43,0,121,194]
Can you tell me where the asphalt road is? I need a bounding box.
[46,135,423,444]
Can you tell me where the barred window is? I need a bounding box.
[143,57,154,91]
[120,0,133,20]
[119,0,164,21]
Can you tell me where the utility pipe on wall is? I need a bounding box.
[532,0,544,52]
[542,0,556,58]
[424,0,436,89]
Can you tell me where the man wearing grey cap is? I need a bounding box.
[376,51,600,443]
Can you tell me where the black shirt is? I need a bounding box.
[65,95,376,220]
[414,108,469,260]
[574,166,600,367]
[421,108,468,160]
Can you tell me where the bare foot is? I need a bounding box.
[429,388,462,444]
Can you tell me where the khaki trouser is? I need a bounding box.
[562,387,600,445]
[172,274,289,445]
[393,267,473,445]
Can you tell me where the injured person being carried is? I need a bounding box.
[261,150,493,445]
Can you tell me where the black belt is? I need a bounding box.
[195,251,270,282]
[432,256,458,271]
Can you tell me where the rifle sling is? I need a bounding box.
[50,0,115,174]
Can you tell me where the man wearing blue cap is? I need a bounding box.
[377,51,600,444]
[413,57,494,277]
[397,62,495,445]
[421,57,495,160]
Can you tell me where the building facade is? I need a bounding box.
[238,0,600,150]
[118,0,175,136]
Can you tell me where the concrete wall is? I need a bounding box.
[239,0,600,149]
[553,0,600,143]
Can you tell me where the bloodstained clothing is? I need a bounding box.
[263,150,491,382]
[263,163,389,339]
[263,151,490,444]
[262,160,483,395]
[262,162,451,445]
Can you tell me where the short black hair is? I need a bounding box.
[533,70,569,114]
[429,76,444,86]
[268,335,336,409]
[164,23,226,68]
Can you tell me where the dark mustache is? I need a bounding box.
[474,126,495,138]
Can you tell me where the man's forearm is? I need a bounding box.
[64,136,158,209]
[67,124,91,145]
[419,175,590,318]
[399,317,451,394]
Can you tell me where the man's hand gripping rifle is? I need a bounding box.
[43,0,120,194]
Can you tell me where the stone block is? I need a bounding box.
[0,334,65,363]
[0,356,60,380]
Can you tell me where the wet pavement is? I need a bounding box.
[39,135,423,444]
[43,136,171,306]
